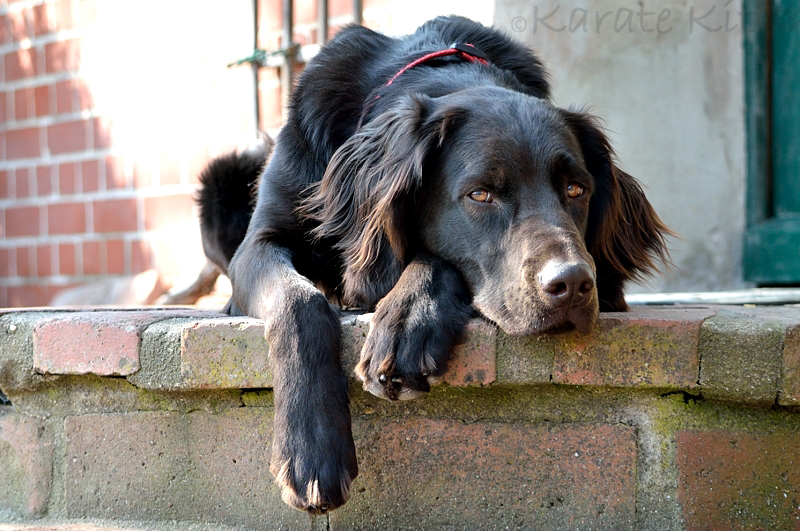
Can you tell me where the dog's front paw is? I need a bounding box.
[270,426,357,514]
[356,300,454,401]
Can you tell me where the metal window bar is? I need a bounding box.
[232,0,363,126]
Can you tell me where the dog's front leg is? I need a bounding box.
[229,240,357,514]
[356,252,474,400]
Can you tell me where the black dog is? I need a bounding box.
[197,16,669,514]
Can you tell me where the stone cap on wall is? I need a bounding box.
[1,305,799,406]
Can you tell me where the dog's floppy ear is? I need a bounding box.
[562,109,671,311]
[301,94,461,308]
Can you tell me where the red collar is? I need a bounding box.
[384,43,489,86]
[357,43,490,129]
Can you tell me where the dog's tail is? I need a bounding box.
[197,135,272,275]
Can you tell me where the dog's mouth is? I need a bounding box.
[477,299,599,337]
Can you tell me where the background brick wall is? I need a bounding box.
[0,0,258,307]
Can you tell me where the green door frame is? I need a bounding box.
[744,0,800,284]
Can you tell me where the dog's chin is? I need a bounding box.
[477,300,599,337]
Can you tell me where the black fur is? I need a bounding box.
[197,141,271,274]
[197,16,669,514]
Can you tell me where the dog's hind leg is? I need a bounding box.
[228,239,357,514]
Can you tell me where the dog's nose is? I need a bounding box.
[538,261,595,308]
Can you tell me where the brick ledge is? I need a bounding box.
[1,305,799,406]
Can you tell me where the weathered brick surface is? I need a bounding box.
[699,313,785,404]
[443,319,496,386]
[342,315,497,386]
[336,419,636,530]
[0,411,53,517]
[33,313,144,376]
[32,311,214,377]
[64,409,310,529]
[783,323,800,405]
[553,307,713,389]
[180,317,271,389]
[707,306,800,406]
[676,430,800,530]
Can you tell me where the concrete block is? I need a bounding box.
[699,314,784,404]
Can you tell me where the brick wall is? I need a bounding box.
[0,0,257,307]
[1,305,799,529]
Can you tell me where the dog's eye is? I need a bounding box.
[566,183,585,199]
[469,189,493,203]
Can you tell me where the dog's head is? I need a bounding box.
[305,87,669,335]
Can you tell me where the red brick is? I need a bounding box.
[6,127,41,160]
[44,38,80,73]
[54,79,74,114]
[14,87,35,121]
[93,198,138,233]
[36,166,52,196]
[143,194,194,231]
[7,9,29,42]
[0,15,7,45]
[92,116,110,149]
[32,3,55,36]
[0,171,8,198]
[676,430,800,530]
[106,238,124,274]
[81,159,99,192]
[0,248,9,276]
[4,48,38,81]
[47,119,87,155]
[5,206,41,237]
[59,243,76,275]
[76,78,93,111]
[14,167,31,198]
[105,155,126,189]
[48,201,86,235]
[445,319,496,386]
[330,0,352,18]
[0,286,6,308]
[36,244,52,276]
[553,307,714,389]
[16,245,32,276]
[33,84,51,117]
[7,284,53,307]
[339,420,636,528]
[58,162,77,194]
[0,90,7,123]
[32,311,168,375]
[82,240,100,274]
[130,239,152,273]
[0,413,54,517]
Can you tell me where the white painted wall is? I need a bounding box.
[493,0,747,293]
